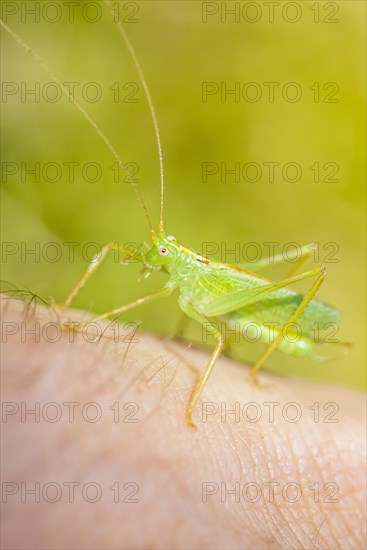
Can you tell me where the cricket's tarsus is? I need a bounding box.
[2,10,348,428]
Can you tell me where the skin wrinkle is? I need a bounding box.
[245,431,289,548]
[264,426,300,542]
[302,430,356,546]
[2,297,366,549]
[206,436,229,478]
[200,383,252,473]
[260,441,306,548]
[312,506,341,548]
[315,519,343,550]
[280,433,314,547]
[341,508,363,549]
[216,414,303,548]
[224,426,249,479]
[331,479,361,546]
[275,426,334,547]
[281,507,314,550]
[191,369,272,545]
[259,413,347,548]
[238,430,275,540]
[310,517,327,550]
[223,408,260,481]
[212,436,251,528]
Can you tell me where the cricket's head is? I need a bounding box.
[141,230,209,276]
[142,232,180,270]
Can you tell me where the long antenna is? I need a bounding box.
[103,0,165,233]
[0,19,155,235]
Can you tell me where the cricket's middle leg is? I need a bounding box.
[178,298,224,428]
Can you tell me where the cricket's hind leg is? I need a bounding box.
[249,266,327,385]
[239,243,316,276]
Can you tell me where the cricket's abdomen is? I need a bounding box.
[221,292,341,359]
[236,292,341,335]
[221,311,317,359]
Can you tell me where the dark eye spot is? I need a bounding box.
[158,246,169,257]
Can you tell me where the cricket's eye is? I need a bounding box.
[158,246,169,257]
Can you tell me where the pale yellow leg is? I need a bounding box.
[74,287,172,331]
[241,243,316,273]
[178,298,224,428]
[250,266,326,384]
[283,247,313,278]
[185,334,224,429]
[55,242,135,310]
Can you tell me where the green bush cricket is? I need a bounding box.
[1,4,347,429]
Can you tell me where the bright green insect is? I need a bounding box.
[1,4,345,428]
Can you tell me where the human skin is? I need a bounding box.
[1,296,366,550]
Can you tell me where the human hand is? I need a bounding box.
[1,296,365,549]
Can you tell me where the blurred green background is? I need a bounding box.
[1,1,365,388]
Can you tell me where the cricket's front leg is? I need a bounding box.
[178,297,224,428]
[54,242,135,311]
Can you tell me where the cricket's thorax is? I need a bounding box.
[165,247,211,287]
